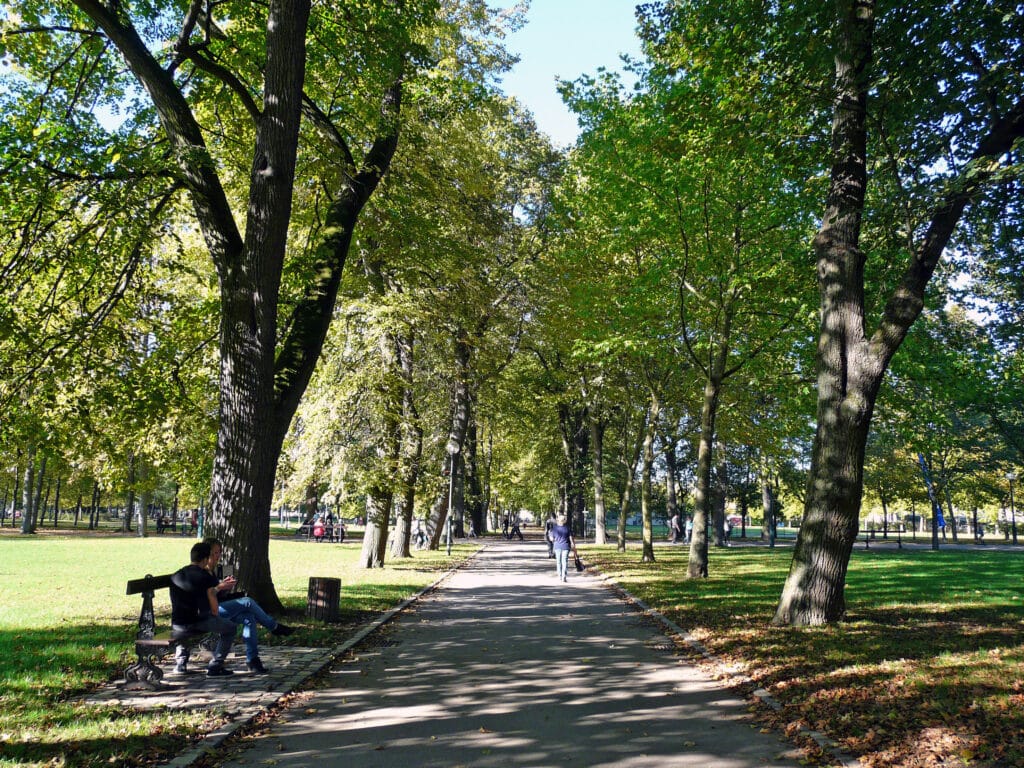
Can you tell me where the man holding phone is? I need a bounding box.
[204,538,294,675]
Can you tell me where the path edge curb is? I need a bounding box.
[588,566,861,768]
[160,544,488,768]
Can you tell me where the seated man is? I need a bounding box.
[169,541,238,677]
[205,538,294,675]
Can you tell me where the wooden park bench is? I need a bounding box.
[120,573,207,691]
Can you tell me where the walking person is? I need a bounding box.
[550,514,578,583]
[669,512,682,543]
[544,514,556,558]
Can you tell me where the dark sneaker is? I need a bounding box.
[206,665,234,677]
[271,623,295,636]
[247,658,269,674]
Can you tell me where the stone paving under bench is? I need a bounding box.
[80,645,329,712]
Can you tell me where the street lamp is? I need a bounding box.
[1007,472,1018,545]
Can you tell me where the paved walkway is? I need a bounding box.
[213,540,802,768]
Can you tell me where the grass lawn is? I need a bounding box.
[583,543,1024,768]
[0,529,477,768]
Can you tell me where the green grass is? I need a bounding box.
[0,530,476,768]
[583,544,1024,767]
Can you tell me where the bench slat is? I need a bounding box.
[126,573,175,595]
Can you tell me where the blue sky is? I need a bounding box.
[496,1,643,148]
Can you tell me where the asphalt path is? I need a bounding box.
[216,539,801,768]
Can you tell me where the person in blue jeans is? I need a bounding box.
[550,514,579,582]
[205,539,294,674]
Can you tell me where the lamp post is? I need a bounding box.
[1008,472,1018,545]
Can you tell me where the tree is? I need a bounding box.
[561,1,818,575]
[2,0,455,607]
[774,0,1024,625]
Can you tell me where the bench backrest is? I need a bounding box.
[126,573,175,595]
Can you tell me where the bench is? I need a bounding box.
[294,522,345,542]
[857,528,903,549]
[121,573,207,691]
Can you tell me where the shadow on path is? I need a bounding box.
[215,540,801,768]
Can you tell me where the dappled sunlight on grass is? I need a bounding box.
[0,533,477,768]
[582,543,1024,767]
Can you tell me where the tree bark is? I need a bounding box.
[687,376,723,578]
[616,408,647,552]
[639,394,660,563]
[20,447,35,535]
[558,404,589,535]
[391,330,421,559]
[775,0,1024,626]
[712,450,728,547]
[427,328,472,549]
[589,411,608,545]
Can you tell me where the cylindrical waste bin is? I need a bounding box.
[306,576,341,621]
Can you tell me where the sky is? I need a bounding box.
[495,1,643,148]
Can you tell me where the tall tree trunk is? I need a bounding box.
[359,317,403,568]
[942,479,958,543]
[391,330,421,559]
[21,447,36,535]
[639,395,660,563]
[124,453,136,534]
[427,329,472,549]
[589,411,608,545]
[774,0,1022,625]
[762,476,777,545]
[664,435,678,528]
[481,430,493,534]
[360,488,393,568]
[558,404,588,535]
[40,475,52,530]
[616,410,647,552]
[773,0,878,625]
[138,487,151,539]
[89,481,101,530]
[51,476,61,528]
[712,450,729,547]
[465,415,484,537]
[687,375,723,578]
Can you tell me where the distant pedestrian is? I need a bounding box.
[685,516,693,543]
[545,514,556,558]
[669,512,682,543]
[550,514,578,582]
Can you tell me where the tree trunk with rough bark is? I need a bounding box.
[427,329,472,549]
[391,330,421,559]
[590,412,608,545]
[616,409,646,552]
[687,375,723,578]
[639,395,659,563]
[774,0,1024,624]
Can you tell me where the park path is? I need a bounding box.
[216,540,801,768]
